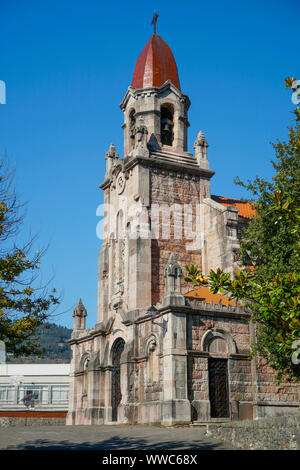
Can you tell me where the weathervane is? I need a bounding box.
[151,10,159,34]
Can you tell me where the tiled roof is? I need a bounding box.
[184,286,235,306]
[211,195,256,219]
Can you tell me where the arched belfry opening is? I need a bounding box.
[129,109,136,150]
[160,104,174,146]
[111,338,125,422]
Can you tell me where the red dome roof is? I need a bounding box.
[132,33,180,90]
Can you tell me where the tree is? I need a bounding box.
[185,80,300,381]
[0,155,59,357]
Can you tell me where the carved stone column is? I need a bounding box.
[161,309,191,426]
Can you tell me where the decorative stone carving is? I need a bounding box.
[113,238,125,296]
[162,254,185,306]
[115,279,124,296]
[164,254,182,292]
[148,339,157,352]
[72,298,87,331]
[140,333,159,358]
[132,117,149,157]
[105,143,119,178]
[116,173,126,194]
[194,130,209,169]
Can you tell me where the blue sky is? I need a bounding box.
[1,0,299,329]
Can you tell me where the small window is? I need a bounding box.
[51,385,69,405]
[0,386,15,404]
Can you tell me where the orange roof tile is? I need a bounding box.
[184,286,235,306]
[211,195,256,219]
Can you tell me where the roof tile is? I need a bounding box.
[211,195,256,219]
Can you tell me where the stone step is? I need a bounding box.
[190,419,231,427]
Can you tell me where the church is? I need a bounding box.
[66,23,299,426]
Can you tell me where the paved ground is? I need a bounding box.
[0,424,233,450]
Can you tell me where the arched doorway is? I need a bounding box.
[201,329,234,419]
[207,336,229,418]
[111,338,125,422]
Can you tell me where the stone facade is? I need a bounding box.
[66,31,299,426]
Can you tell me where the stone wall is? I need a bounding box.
[255,356,299,412]
[187,313,254,421]
[187,314,250,354]
[0,417,66,427]
[150,168,204,304]
[207,414,300,450]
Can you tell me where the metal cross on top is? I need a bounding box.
[151,10,159,34]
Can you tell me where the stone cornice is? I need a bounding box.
[123,155,215,179]
[99,153,215,190]
[126,302,249,327]
[229,353,251,360]
[187,350,210,357]
[68,319,114,345]
[187,350,250,359]
[99,178,110,190]
[135,109,161,118]
[157,303,249,321]
[68,302,249,342]
[120,81,191,111]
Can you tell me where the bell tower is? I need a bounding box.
[98,20,215,324]
[121,31,190,156]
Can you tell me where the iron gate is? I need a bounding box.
[208,358,229,418]
[111,338,125,422]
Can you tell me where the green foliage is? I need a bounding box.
[7,322,72,363]
[0,156,60,356]
[284,77,300,122]
[34,322,72,361]
[234,124,300,282]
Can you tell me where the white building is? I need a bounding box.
[0,363,70,412]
